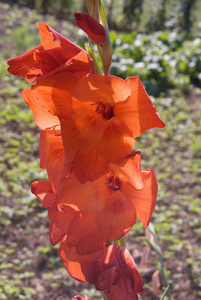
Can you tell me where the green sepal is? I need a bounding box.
[98,0,113,75]
[85,43,103,75]
[84,0,99,21]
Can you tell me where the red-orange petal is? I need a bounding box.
[67,212,106,254]
[40,59,94,119]
[48,205,77,234]
[31,180,54,208]
[65,51,94,76]
[109,152,144,190]
[39,130,71,192]
[22,70,81,127]
[21,84,59,131]
[33,51,94,83]
[58,242,144,299]
[96,190,136,241]
[115,76,165,138]
[101,246,144,299]
[38,23,83,62]
[74,13,106,45]
[39,129,61,168]
[122,168,158,227]
[33,49,60,70]
[7,23,88,82]
[72,148,109,183]
[74,73,131,105]
[70,107,104,154]
[96,117,135,162]
[60,119,82,165]
[49,223,66,246]
[58,241,85,282]
[58,240,98,282]
[56,172,107,213]
[7,45,45,82]
[122,249,145,296]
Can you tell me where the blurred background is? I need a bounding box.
[0,0,201,299]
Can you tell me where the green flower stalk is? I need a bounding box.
[97,0,113,75]
[84,0,99,21]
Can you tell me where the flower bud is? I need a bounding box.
[74,12,106,46]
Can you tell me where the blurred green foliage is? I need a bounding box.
[77,30,201,96]
[110,31,201,96]
[7,0,201,36]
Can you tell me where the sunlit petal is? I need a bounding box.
[122,168,158,226]
[115,76,165,138]
[56,173,107,213]
[60,119,82,165]
[97,117,134,162]
[49,223,66,246]
[22,85,59,130]
[48,205,77,234]
[74,73,131,105]
[110,152,144,190]
[31,180,54,208]
[39,130,71,192]
[72,148,109,183]
[67,212,106,254]
[96,190,136,241]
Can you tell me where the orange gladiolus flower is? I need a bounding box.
[31,179,145,298]
[21,66,92,133]
[19,67,164,183]
[74,13,106,45]
[26,71,163,182]
[58,243,144,300]
[45,152,157,254]
[7,23,94,82]
[60,73,165,182]
[73,73,165,140]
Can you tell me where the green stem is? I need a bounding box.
[114,235,126,247]
[146,223,171,300]
[98,0,113,75]
[106,240,114,246]
[160,285,170,300]
[159,257,171,300]
[85,40,103,75]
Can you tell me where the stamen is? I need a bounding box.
[105,176,120,191]
[47,124,61,136]
[92,101,113,120]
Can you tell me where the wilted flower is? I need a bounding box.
[32,149,158,255]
